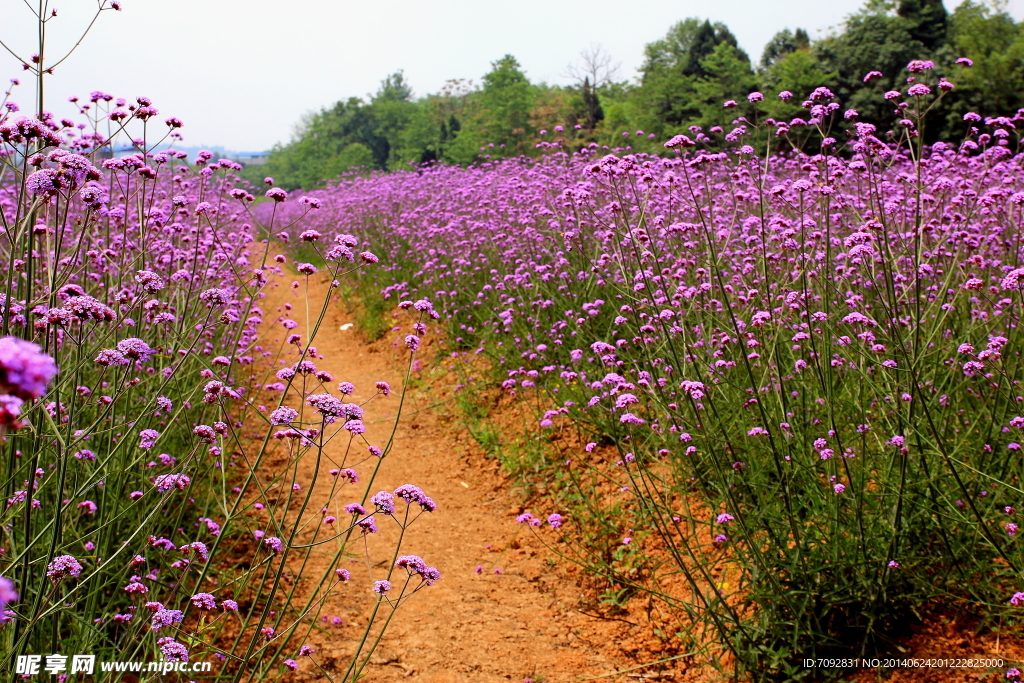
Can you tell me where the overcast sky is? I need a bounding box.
[1,0,1020,151]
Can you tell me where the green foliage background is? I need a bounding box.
[253,0,1024,190]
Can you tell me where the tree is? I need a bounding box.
[633,18,754,135]
[370,71,419,168]
[479,54,534,141]
[759,49,837,119]
[814,1,925,128]
[446,55,536,163]
[264,97,390,188]
[567,44,618,132]
[374,71,414,102]
[898,0,947,49]
[685,20,721,77]
[580,79,604,131]
[947,1,1024,118]
[761,28,811,68]
[567,43,620,89]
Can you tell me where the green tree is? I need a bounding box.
[370,71,420,169]
[263,97,389,189]
[761,28,811,68]
[948,1,1024,117]
[759,49,837,120]
[322,143,375,177]
[692,42,758,121]
[898,0,948,49]
[633,18,755,135]
[814,1,925,128]
[478,55,534,143]
[446,55,536,163]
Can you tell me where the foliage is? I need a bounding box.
[260,0,1024,190]
[947,1,1024,118]
[761,28,811,69]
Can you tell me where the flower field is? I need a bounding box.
[0,78,445,678]
[271,74,1024,678]
[2,0,1024,674]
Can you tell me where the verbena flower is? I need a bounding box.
[46,555,82,583]
[0,337,57,399]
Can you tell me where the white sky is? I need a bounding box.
[1,0,1020,151]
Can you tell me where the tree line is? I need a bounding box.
[258,0,1024,189]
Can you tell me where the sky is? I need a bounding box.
[1,0,1021,152]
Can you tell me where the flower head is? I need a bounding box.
[0,337,57,400]
[46,555,82,583]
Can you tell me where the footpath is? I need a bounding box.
[264,270,634,683]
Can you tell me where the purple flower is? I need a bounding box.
[394,484,435,511]
[46,555,83,583]
[396,555,426,571]
[0,337,57,399]
[614,393,639,410]
[371,491,395,515]
[0,577,19,611]
[306,393,344,419]
[153,474,190,492]
[372,580,392,595]
[190,592,217,610]
[343,420,365,434]
[198,288,230,306]
[159,639,189,662]
[139,429,160,449]
[221,599,239,611]
[263,536,284,553]
[269,406,298,425]
[419,566,441,585]
[150,608,184,631]
[52,295,116,323]
[26,168,62,197]
[116,337,153,361]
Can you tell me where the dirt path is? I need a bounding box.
[262,271,632,683]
